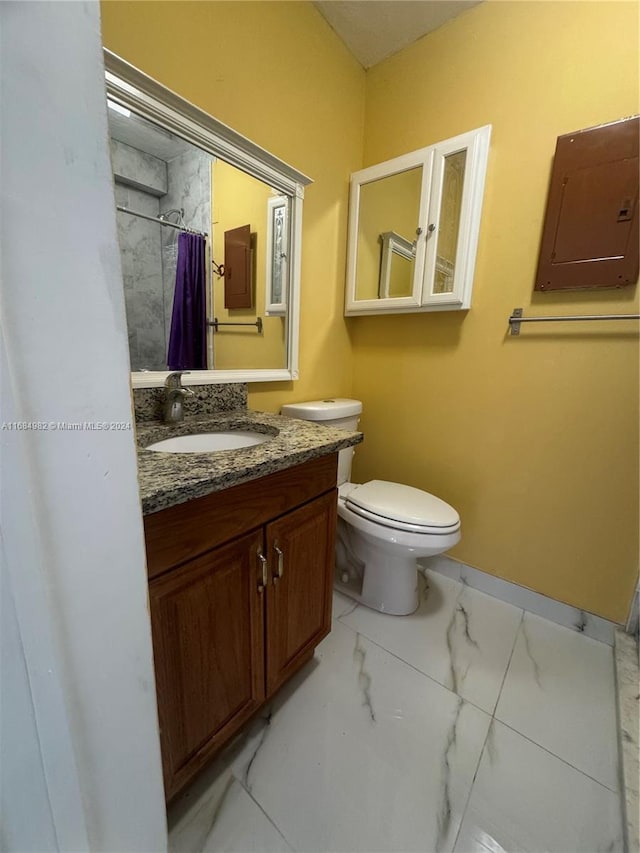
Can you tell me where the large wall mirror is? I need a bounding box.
[104,50,311,387]
[345,125,491,316]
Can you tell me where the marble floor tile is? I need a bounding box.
[332,588,359,620]
[614,628,639,853]
[495,612,619,790]
[454,720,623,853]
[167,577,623,853]
[229,620,491,853]
[169,772,293,853]
[340,570,523,714]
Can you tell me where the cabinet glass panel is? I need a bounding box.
[433,150,466,294]
[355,166,422,301]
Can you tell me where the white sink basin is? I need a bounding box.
[146,430,272,453]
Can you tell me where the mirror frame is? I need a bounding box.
[104,49,312,387]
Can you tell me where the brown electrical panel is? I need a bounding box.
[535,116,639,291]
[224,224,252,308]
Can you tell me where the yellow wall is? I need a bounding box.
[101,0,365,410]
[211,160,286,370]
[102,0,639,621]
[352,0,639,622]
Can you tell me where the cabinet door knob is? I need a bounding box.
[257,550,268,592]
[273,543,284,585]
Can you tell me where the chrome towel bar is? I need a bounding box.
[508,308,640,336]
[207,317,263,333]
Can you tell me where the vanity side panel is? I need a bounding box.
[144,454,338,578]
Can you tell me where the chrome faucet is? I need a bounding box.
[163,371,194,423]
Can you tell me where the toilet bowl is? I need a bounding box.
[336,480,460,614]
[280,399,461,616]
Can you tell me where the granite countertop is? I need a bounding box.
[136,409,363,515]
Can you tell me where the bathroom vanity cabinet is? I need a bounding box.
[143,454,338,800]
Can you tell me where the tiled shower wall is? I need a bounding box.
[113,139,168,370]
[115,183,167,370]
[160,149,213,334]
[111,139,213,371]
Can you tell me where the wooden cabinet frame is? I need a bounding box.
[144,455,338,801]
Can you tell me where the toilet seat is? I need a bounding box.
[338,496,462,552]
[344,480,460,535]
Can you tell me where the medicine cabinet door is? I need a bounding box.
[421,125,491,310]
[344,149,434,315]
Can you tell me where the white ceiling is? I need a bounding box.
[314,0,482,69]
[107,104,193,162]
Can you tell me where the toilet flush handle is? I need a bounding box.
[273,543,284,585]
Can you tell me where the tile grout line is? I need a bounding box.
[337,569,521,718]
[336,586,619,831]
[492,717,621,795]
[450,717,493,852]
[492,611,621,794]
[334,599,360,620]
[336,578,518,719]
[336,611,493,718]
[491,609,525,717]
[450,608,524,851]
[451,606,618,850]
[239,780,299,853]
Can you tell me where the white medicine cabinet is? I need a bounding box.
[345,125,491,316]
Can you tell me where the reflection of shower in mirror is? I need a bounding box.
[108,103,292,373]
[109,104,214,371]
[160,208,186,262]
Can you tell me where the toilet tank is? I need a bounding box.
[280,398,362,485]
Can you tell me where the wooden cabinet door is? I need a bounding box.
[149,530,265,800]
[224,224,252,308]
[265,491,336,695]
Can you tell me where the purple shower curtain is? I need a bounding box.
[167,232,207,370]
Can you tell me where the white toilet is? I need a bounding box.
[280,399,461,615]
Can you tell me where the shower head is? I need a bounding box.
[160,208,185,225]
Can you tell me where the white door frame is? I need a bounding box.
[0,2,167,849]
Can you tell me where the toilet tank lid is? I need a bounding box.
[280,398,362,421]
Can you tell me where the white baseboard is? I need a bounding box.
[420,555,617,646]
[626,583,639,637]
[613,627,640,853]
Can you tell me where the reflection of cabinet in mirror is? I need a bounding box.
[379,232,416,298]
[345,125,491,316]
[223,224,252,309]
